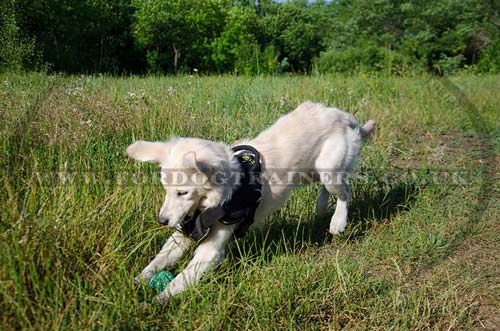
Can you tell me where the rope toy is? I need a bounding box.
[148,271,175,292]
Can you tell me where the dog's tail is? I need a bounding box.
[359,119,376,139]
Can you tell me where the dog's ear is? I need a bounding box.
[183,152,213,177]
[126,140,169,164]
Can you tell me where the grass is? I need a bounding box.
[0,72,498,330]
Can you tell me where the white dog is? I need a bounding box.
[127,101,375,304]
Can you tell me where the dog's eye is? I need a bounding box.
[177,191,188,196]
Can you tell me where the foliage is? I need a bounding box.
[0,0,36,72]
[326,0,500,74]
[132,0,228,73]
[13,0,146,73]
[258,0,333,72]
[3,0,500,74]
[476,39,500,73]
[434,54,467,75]
[314,43,414,75]
[210,4,279,75]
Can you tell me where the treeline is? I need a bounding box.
[1,0,499,75]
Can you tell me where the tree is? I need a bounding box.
[3,0,498,74]
[323,0,500,73]
[211,4,269,74]
[0,0,36,72]
[14,0,145,73]
[400,0,497,70]
[132,0,228,73]
[259,0,333,72]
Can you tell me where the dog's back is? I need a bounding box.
[247,101,374,170]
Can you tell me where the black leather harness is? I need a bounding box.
[176,145,262,242]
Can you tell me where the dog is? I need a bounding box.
[127,101,376,304]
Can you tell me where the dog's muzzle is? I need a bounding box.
[158,215,169,226]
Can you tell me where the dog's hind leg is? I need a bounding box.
[325,183,350,235]
[135,231,193,285]
[315,134,355,235]
[316,186,330,219]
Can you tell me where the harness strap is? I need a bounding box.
[177,145,262,242]
[175,208,225,243]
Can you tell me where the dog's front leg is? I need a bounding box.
[136,231,193,284]
[152,222,235,304]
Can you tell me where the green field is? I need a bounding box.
[1,73,498,330]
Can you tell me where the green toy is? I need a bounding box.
[148,271,175,292]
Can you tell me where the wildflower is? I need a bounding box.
[79,119,92,127]
[280,96,286,107]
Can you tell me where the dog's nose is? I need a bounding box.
[158,215,169,226]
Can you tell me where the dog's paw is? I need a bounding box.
[329,210,347,235]
[328,224,345,235]
[328,218,346,235]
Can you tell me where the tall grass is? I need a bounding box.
[1,73,498,330]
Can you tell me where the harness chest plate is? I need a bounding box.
[177,145,262,242]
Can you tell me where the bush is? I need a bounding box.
[314,45,412,75]
[433,54,466,75]
[234,42,279,76]
[475,39,500,73]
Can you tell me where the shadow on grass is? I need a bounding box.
[346,181,420,241]
[227,180,422,263]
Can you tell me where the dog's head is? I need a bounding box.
[126,138,236,228]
